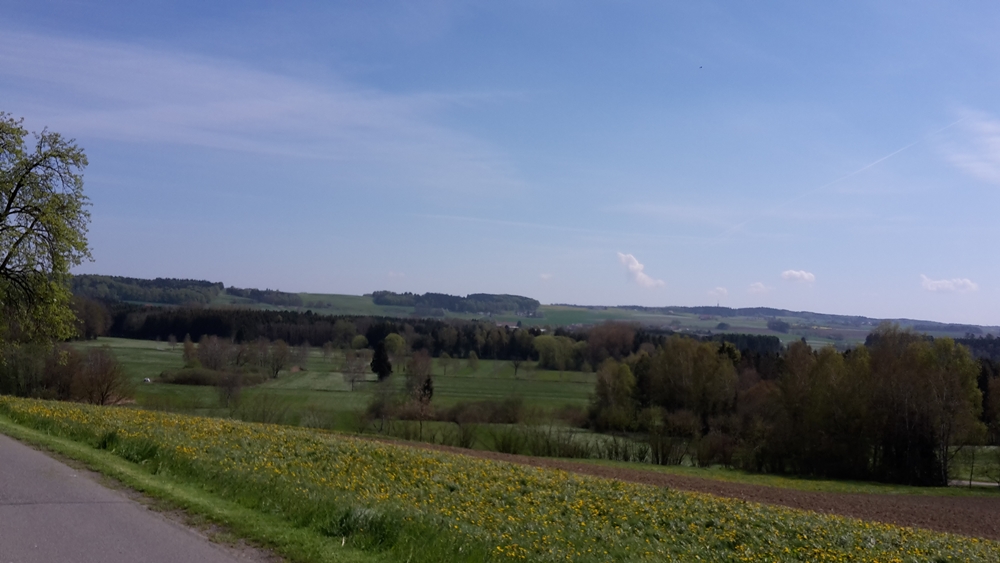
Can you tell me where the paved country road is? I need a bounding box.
[0,433,270,563]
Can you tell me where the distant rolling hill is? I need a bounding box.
[70,274,998,348]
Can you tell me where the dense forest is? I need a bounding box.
[71,275,224,305]
[589,325,993,486]
[371,291,540,315]
[226,287,303,307]
[71,274,303,307]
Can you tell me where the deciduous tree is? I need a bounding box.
[1,113,91,343]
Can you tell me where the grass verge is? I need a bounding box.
[0,414,380,563]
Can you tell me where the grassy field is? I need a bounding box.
[75,337,594,424]
[4,397,998,563]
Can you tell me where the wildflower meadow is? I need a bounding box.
[1,396,996,562]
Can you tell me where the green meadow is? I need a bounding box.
[75,337,594,425]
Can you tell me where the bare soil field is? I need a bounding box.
[377,438,1000,541]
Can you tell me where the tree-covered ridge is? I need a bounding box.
[71,275,224,305]
[226,286,303,307]
[71,274,304,307]
[371,290,540,315]
[606,304,985,333]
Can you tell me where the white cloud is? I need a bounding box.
[920,274,978,292]
[616,252,665,289]
[781,270,816,283]
[943,110,1000,185]
[539,273,553,281]
[388,271,405,279]
[708,287,728,298]
[748,282,770,294]
[0,30,520,194]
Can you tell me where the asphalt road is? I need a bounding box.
[0,433,265,563]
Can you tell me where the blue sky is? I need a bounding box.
[3,1,1000,324]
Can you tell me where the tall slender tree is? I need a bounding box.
[371,340,392,381]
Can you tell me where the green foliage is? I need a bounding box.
[370,341,392,381]
[382,333,407,356]
[586,326,986,486]
[766,319,790,333]
[71,274,223,305]
[590,360,637,431]
[0,343,132,404]
[226,286,302,307]
[1,112,90,344]
[371,290,540,315]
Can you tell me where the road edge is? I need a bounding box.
[0,415,379,563]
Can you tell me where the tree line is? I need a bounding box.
[371,291,541,315]
[70,274,305,307]
[90,303,781,368]
[589,324,988,486]
[71,275,225,305]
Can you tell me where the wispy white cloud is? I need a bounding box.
[616,252,665,289]
[539,273,553,281]
[747,282,770,294]
[920,274,978,292]
[943,110,1000,185]
[0,30,520,194]
[388,271,405,279]
[781,269,816,283]
[708,287,728,298]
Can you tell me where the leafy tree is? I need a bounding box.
[371,340,392,381]
[467,350,480,371]
[70,295,110,340]
[590,360,637,431]
[1,113,91,343]
[383,332,408,365]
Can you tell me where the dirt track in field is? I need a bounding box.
[372,438,1000,542]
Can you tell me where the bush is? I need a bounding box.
[159,368,264,387]
[443,397,525,425]
[72,347,133,405]
[766,319,790,333]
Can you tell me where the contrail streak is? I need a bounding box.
[713,116,968,242]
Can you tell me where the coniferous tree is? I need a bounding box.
[371,340,392,381]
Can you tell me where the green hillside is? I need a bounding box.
[71,274,999,347]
